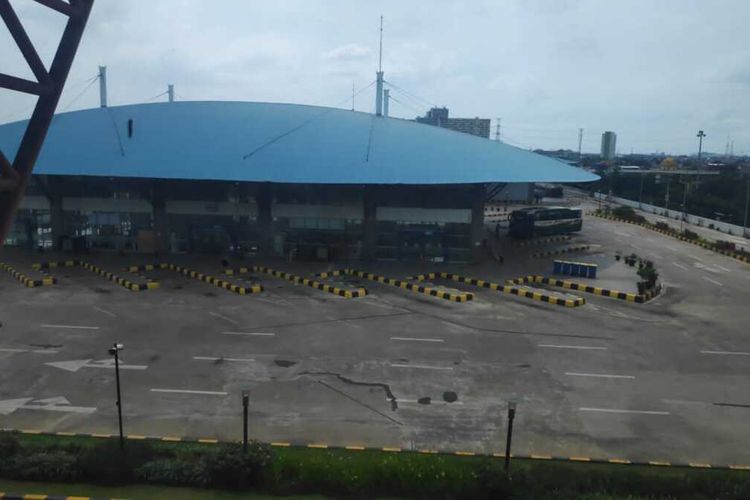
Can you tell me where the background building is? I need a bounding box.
[0,101,596,262]
[601,131,617,160]
[416,107,491,139]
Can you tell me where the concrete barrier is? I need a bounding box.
[532,245,591,259]
[346,269,473,302]
[126,263,257,294]
[33,260,157,291]
[413,272,584,308]
[226,266,367,298]
[0,262,56,287]
[508,275,661,304]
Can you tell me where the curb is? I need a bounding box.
[127,263,261,295]
[226,266,368,298]
[5,429,750,472]
[513,235,572,247]
[346,269,473,302]
[590,213,750,264]
[0,494,106,500]
[507,275,661,304]
[0,262,57,287]
[413,272,584,308]
[532,245,591,259]
[32,260,157,291]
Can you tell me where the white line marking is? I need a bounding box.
[389,363,454,371]
[222,331,275,337]
[39,324,100,330]
[0,348,58,354]
[672,262,687,270]
[661,399,707,406]
[702,276,723,287]
[700,350,750,356]
[630,244,642,250]
[209,312,239,325]
[714,264,731,272]
[150,388,228,396]
[193,356,256,362]
[579,407,670,415]
[537,344,608,351]
[565,372,635,379]
[93,306,117,318]
[390,337,444,343]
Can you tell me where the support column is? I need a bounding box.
[151,181,169,254]
[362,187,377,261]
[256,184,273,257]
[470,184,486,263]
[49,194,64,250]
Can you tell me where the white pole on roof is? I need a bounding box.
[98,66,107,108]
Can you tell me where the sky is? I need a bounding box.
[1,0,749,155]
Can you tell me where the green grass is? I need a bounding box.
[3,433,750,499]
[0,478,326,500]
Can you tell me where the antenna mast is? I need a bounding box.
[379,15,383,72]
[375,16,385,116]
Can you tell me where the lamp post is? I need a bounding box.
[743,174,749,238]
[680,180,690,232]
[107,342,125,450]
[696,130,706,163]
[504,401,517,478]
[242,390,250,452]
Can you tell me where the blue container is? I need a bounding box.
[553,260,563,274]
[570,262,581,277]
[587,265,598,279]
[561,261,572,275]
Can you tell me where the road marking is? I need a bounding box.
[193,356,256,362]
[209,312,239,325]
[93,306,117,318]
[579,407,670,416]
[672,262,687,270]
[700,350,750,356]
[390,337,445,343]
[222,331,275,337]
[538,344,607,351]
[714,264,731,272]
[0,347,58,355]
[150,388,228,396]
[40,324,100,330]
[630,244,642,250]
[702,276,723,287]
[389,363,454,371]
[565,372,635,379]
[46,358,148,372]
[0,396,96,415]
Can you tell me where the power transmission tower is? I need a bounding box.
[696,130,706,162]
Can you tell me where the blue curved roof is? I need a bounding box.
[0,101,598,185]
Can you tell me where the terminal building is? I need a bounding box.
[0,100,596,263]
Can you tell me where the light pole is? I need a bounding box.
[743,174,749,238]
[108,343,125,450]
[242,390,250,452]
[680,180,690,232]
[504,401,517,478]
[697,130,706,163]
[638,173,646,209]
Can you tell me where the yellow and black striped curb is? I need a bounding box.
[0,262,56,287]
[0,494,107,500]
[513,235,573,247]
[507,275,661,304]
[313,269,347,279]
[413,272,584,308]
[127,263,262,295]
[5,430,749,471]
[590,213,750,264]
[345,268,473,302]
[32,260,156,291]
[532,245,591,259]
[228,265,368,298]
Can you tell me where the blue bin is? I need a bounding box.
[553,260,563,274]
[587,265,598,279]
[570,262,581,277]
[560,261,572,275]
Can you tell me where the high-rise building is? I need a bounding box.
[416,107,491,139]
[601,131,617,160]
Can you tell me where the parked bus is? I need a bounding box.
[508,206,583,238]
